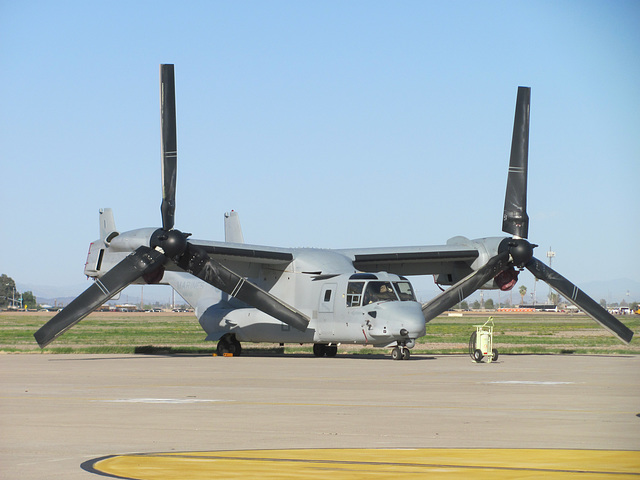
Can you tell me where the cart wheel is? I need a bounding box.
[473,349,483,363]
[492,349,499,362]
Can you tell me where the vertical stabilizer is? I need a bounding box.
[224,210,244,243]
[99,208,119,245]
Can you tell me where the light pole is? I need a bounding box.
[4,283,16,309]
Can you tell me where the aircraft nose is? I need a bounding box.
[402,302,427,338]
[376,301,426,338]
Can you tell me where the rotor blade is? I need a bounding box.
[160,64,177,231]
[177,244,309,331]
[526,257,634,344]
[34,247,166,348]
[422,251,510,321]
[502,86,530,238]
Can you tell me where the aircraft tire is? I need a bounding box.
[313,344,326,357]
[402,348,411,360]
[325,345,338,357]
[216,340,228,356]
[391,347,402,360]
[217,334,242,356]
[231,337,242,356]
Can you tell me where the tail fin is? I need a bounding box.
[99,208,119,245]
[224,210,244,243]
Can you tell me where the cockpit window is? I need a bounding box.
[346,281,364,307]
[363,281,398,304]
[393,281,416,301]
[347,280,415,307]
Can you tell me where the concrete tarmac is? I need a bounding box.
[1,353,639,479]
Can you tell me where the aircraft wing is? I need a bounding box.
[188,240,483,278]
[193,241,294,264]
[187,239,295,277]
[336,244,480,276]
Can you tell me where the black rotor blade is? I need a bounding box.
[422,251,510,321]
[526,257,633,344]
[34,247,166,348]
[160,64,177,231]
[502,86,530,239]
[177,244,309,331]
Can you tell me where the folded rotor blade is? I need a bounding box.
[177,244,309,331]
[526,257,634,344]
[502,86,530,239]
[34,247,166,348]
[422,251,510,321]
[160,64,177,231]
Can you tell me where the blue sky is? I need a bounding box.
[1,1,639,304]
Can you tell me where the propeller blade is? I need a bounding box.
[160,64,177,231]
[422,251,510,321]
[526,257,634,344]
[502,86,530,239]
[177,244,310,331]
[34,247,166,348]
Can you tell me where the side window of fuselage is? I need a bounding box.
[324,289,332,302]
[346,282,364,307]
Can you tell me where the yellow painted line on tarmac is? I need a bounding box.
[90,448,640,479]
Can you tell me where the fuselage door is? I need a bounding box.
[317,283,337,338]
[319,283,337,313]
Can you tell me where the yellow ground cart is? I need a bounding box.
[469,317,499,363]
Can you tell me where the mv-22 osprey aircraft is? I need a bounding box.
[35,65,634,359]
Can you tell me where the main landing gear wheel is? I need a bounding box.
[217,334,242,356]
[391,346,411,360]
[313,344,338,357]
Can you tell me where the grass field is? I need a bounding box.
[1,310,638,356]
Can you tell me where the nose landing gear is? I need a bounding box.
[391,345,411,360]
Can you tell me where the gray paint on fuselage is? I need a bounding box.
[181,267,425,347]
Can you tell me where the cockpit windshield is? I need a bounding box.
[393,281,417,301]
[347,279,417,307]
[363,281,398,304]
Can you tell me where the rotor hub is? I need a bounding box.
[499,237,535,269]
[150,228,188,259]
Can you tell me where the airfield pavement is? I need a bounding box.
[1,353,639,479]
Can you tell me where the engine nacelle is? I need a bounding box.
[434,236,521,290]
